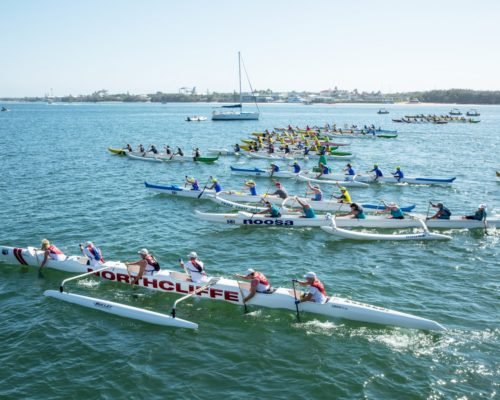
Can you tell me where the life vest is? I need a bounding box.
[311,279,326,296]
[145,255,160,272]
[441,207,451,218]
[85,245,103,262]
[48,245,63,255]
[253,272,270,292]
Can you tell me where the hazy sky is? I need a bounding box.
[1,0,499,97]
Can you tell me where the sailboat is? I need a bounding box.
[212,52,259,121]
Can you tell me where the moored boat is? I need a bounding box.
[0,245,445,331]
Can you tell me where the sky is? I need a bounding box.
[1,0,499,97]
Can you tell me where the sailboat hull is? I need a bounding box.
[212,111,260,120]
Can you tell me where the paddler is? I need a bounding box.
[244,180,258,196]
[291,161,301,173]
[125,144,133,152]
[234,143,241,153]
[462,204,487,221]
[79,241,104,267]
[258,200,282,218]
[180,252,208,283]
[334,184,352,203]
[338,203,366,219]
[185,176,200,191]
[427,202,451,220]
[392,166,404,182]
[306,181,323,201]
[369,164,383,181]
[207,176,222,193]
[318,152,328,167]
[344,163,355,176]
[315,162,330,179]
[270,181,288,199]
[380,201,404,219]
[234,268,273,302]
[293,272,328,304]
[39,239,66,271]
[149,145,159,154]
[126,248,160,286]
[269,163,280,174]
[175,147,184,156]
[193,147,201,158]
[164,145,172,155]
[295,196,316,218]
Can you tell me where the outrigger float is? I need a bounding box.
[1,245,445,331]
[321,217,452,241]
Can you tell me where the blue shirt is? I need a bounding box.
[293,164,301,173]
[213,182,222,192]
[191,182,200,191]
[313,192,323,201]
[393,170,404,179]
[271,165,280,172]
[346,167,355,175]
[249,186,257,196]
[270,204,281,218]
[372,167,383,177]
[303,206,316,218]
[390,208,404,218]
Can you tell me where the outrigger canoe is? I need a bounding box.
[0,245,445,331]
[126,152,219,163]
[195,210,499,229]
[144,182,416,213]
[324,173,457,186]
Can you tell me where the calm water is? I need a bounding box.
[0,102,498,399]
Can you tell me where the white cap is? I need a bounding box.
[478,204,487,209]
[245,268,255,275]
[85,241,93,246]
[138,248,149,255]
[188,251,198,259]
[387,202,397,207]
[304,271,316,279]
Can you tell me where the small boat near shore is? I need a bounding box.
[186,116,207,122]
[0,245,445,331]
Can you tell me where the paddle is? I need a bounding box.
[236,280,249,314]
[291,279,301,322]
[197,179,212,199]
[425,201,432,220]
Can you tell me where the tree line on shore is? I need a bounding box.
[2,89,500,104]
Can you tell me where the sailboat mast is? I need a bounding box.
[238,51,242,107]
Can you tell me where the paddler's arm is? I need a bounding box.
[39,250,50,270]
[243,281,258,302]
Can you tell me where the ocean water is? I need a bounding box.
[0,102,498,399]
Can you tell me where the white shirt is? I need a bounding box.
[308,285,327,304]
[185,259,208,283]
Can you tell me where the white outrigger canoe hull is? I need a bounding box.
[1,245,444,331]
[296,173,369,187]
[194,211,499,229]
[324,173,456,186]
[44,290,197,329]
